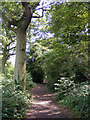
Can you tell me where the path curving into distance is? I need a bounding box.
[26,84,76,119]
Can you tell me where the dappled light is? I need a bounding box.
[26,84,75,118]
[1,1,89,119]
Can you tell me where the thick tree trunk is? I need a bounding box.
[14,29,26,91]
[10,2,39,91]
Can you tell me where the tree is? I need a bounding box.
[48,2,88,45]
[1,26,16,74]
[26,2,88,91]
[2,1,41,90]
[26,42,48,83]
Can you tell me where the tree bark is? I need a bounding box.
[1,46,8,74]
[9,2,39,91]
[14,29,26,90]
[13,2,33,91]
[1,54,7,74]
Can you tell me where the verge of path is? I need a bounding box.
[26,84,76,119]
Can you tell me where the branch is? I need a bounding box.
[2,14,17,33]
[32,15,43,18]
[21,2,33,31]
[9,27,17,34]
[7,40,15,47]
[7,46,16,51]
[8,19,18,27]
[6,53,15,60]
[8,53,15,57]
[22,2,29,8]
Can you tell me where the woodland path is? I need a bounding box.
[26,84,75,119]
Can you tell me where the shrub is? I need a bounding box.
[54,77,75,100]
[26,72,36,91]
[31,65,44,83]
[26,55,44,84]
[55,78,89,118]
[47,77,57,92]
[2,74,32,119]
[4,62,14,79]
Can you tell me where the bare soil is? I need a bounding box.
[26,84,76,119]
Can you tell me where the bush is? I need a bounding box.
[4,62,14,79]
[2,74,32,119]
[31,65,44,83]
[26,72,36,91]
[43,41,88,92]
[54,77,75,100]
[26,60,44,84]
[55,78,89,118]
[47,77,57,92]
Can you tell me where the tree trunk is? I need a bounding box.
[14,29,26,91]
[1,56,6,74]
[10,2,39,91]
[1,46,8,74]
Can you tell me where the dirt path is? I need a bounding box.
[26,84,75,119]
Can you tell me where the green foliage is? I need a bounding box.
[2,74,32,119]
[43,2,88,91]
[54,77,75,100]
[26,72,36,91]
[4,61,14,79]
[26,58,44,83]
[49,2,88,44]
[26,43,44,83]
[42,40,88,91]
[0,56,2,71]
[55,78,89,118]
[47,77,57,92]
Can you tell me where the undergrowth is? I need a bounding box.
[54,77,89,118]
[1,72,35,119]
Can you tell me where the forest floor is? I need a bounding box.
[26,84,76,119]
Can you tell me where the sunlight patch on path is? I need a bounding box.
[33,100,52,105]
[26,84,75,118]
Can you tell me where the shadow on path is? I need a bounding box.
[26,84,75,119]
